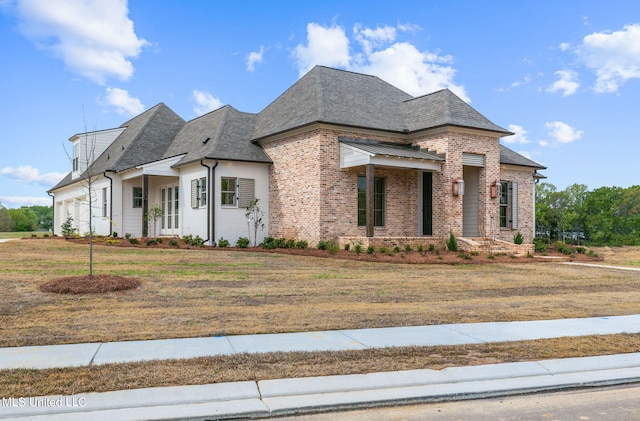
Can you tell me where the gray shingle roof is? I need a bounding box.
[254,66,413,140]
[402,89,512,135]
[49,103,185,191]
[500,144,546,169]
[164,105,271,166]
[253,66,511,141]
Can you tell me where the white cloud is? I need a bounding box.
[292,22,351,77]
[0,165,67,187]
[0,196,52,208]
[102,87,144,116]
[511,75,532,88]
[539,140,550,147]
[544,121,583,144]
[517,150,533,160]
[504,124,530,144]
[559,42,571,51]
[577,23,640,93]
[246,45,264,72]
[293,22,469,102]
[546,69,580,96]
[192,90,223,116]
[15,0,148,84]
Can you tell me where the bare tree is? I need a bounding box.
[63,110,99,278]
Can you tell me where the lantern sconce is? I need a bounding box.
[452,178,465,196]
[490,180,501,198]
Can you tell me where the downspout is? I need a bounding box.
[103,171,114,236]
[47,192,55,236]
[200,159,219,246]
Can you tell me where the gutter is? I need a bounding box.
[47,192,55,236]
[200,159,219,246]
[103,171,114,235]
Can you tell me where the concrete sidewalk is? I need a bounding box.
[2,315,640,420]
[2,315,640,370]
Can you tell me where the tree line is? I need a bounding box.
[536,182,640,246]
[0,205,52,232]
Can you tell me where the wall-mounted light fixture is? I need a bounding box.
[452,178,465,196]
[490,180,501,198]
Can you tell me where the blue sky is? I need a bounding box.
[1,0,639,208]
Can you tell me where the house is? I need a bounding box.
[49,66,545,250]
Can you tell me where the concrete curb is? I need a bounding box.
[2,353,640,420]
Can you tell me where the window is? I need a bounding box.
[102,188,108,217]
[499,181,519,229]
[72,143,79,172]
[221,177,237,206]
[132,187,142,208]
[191,177,207,208]
[357,176,385,226]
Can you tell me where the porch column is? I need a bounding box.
[366,163,374,238]
[142,174,149,237]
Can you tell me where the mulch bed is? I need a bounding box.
[40,275,140,294]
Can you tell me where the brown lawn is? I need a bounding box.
[1,239,639,397]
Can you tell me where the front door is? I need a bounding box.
[160,185,179,236]
[422,172,433,235]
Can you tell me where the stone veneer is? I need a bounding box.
[261,126,536,246]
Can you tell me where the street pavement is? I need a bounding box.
[2,314,640,420]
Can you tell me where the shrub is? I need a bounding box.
[261,237,275,249]
[366,245,375,254]
[354,244,362,254]
[379,246,389,254]
[533,237,549,253]
[488,254,495,260]
[417,245,424,252]
[344,243,350,251]
[327,242,340,255]
[556,241,574,255]
[156,238,163,244]
[183,235,205,247]
[393,246,400,253]
[128,237,139,245]
[168,239,179,247]
[317,240,330,250]
[446,232,458,252]
[125,233,131,239]
[457,252,472,260]
[146,239,157,246]
[112,232,118,238]
[295,240,308,249]
[404,244,412,252]
[236,237,250,248]
[285,239,296,249]
[61,216,75,237]
[217,237,230,248]
[575,246,587,254]
[513,232,524,245]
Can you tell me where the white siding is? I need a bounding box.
[214,161,269,245]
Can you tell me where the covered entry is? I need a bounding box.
[462,153,484,238]
[339,138,443,237]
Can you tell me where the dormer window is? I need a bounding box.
[72,143,79,172]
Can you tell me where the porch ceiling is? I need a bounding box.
[339,140,443,171]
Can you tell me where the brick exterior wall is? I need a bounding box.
[262,126,537,247]
[496,165,537,244]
